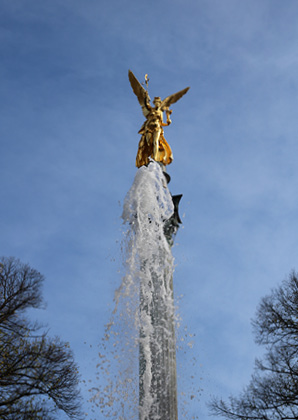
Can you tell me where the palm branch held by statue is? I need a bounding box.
[128,70,190,168]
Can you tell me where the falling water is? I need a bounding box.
[91,161,183,419]
[122,160,177,419]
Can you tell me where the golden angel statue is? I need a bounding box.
[128,70,190,168]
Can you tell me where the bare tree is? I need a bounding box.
[210,271,298,420]
[0,257,82,420]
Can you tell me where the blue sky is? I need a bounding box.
[2,0,298,418]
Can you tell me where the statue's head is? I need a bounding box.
[153,97,162,107]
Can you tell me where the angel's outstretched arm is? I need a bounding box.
[160,108,172,127]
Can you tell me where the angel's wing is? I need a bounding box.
[128,70,151,117]
[161,87,190,110]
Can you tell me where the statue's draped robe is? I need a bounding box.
[136,109,173,168]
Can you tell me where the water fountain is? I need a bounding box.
[122,160,181,419]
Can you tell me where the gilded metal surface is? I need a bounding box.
[129,70,189,168]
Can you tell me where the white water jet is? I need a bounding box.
[92,161,182,419]
[122,160,177,420]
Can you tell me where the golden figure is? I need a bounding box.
[128,70,189,168]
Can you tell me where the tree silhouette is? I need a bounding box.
[210,271,298,420]
[0,257,82,419]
